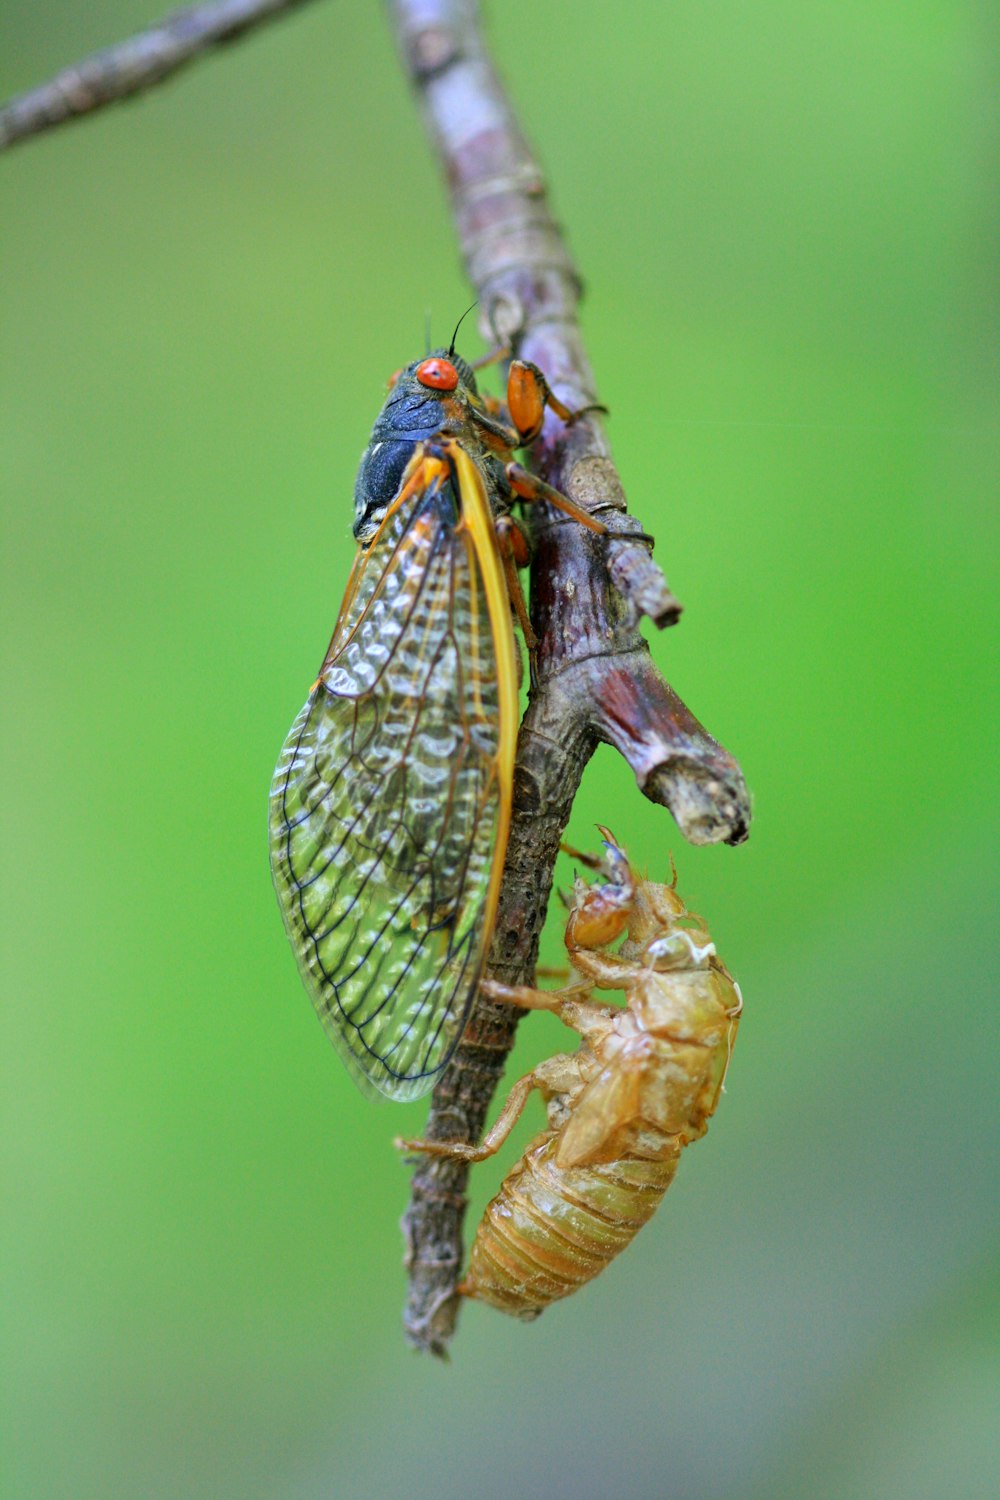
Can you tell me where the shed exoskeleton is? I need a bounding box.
[399,831,742,1318]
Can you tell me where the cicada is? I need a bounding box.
[269,334,603,1100]
[399,832,742,1318]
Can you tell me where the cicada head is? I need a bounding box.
[379,349,479,429]
[367,345,479,444]
[354,348,484,540]
[564,829,634,951]
[414,349,479,394]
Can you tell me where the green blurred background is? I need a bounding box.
[3,3,997,1497]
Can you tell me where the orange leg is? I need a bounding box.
[507,462,607,534]
[506,358,608,445]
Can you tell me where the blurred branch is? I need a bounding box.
[390,0,750,1356]
[0,0,323,151]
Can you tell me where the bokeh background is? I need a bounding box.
[3,3,997,1497]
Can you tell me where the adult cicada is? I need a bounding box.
[400,832,742,1318]
[269,334,603,1100]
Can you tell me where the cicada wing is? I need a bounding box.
[269,448,516,1101]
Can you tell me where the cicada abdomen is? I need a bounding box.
[400,831,742,1318]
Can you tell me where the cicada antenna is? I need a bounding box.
[448,301,478,357]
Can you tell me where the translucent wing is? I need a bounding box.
[269,445,517,1100]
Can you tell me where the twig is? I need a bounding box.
[0,0,323,151]
[390,0,751,1356]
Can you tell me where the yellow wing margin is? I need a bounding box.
[445,439,517,954]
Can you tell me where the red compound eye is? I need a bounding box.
[415,357,459,391]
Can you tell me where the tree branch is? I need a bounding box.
[6,0,750,1358]
[0,0,323,151]
[390,0,751,1356]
